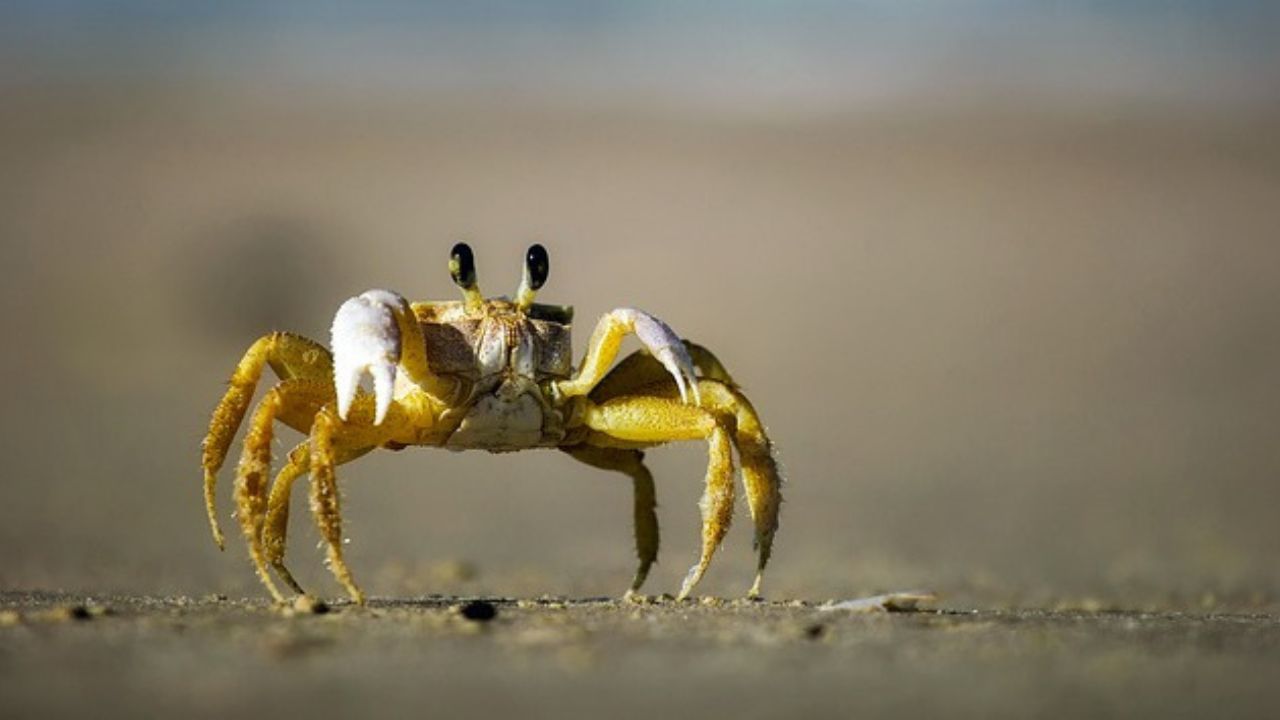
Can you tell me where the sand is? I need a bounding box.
[4,590,1280,719]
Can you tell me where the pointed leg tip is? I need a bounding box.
[629,564,652,595]
[678,562,707,602]
[676,580,696,602]
[254,565,287,604]
[208,524,226,551]
[262,581,287,605]
[273,563,307,596]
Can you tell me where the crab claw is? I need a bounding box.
[620,308,702,406]
[331,290,405,425]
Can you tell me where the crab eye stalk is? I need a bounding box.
[526,244,549,290]
[449,242,484,311]
[449,243,476,288]
[515,243,549,311]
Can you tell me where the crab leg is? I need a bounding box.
[264,443,311,595]
[684,343,737,387]
[583,377,783,598]
[309,411,363,603]
[581,395,737,601]
[203,332,333,549]
[555,308,702,406]
[561,445,660,597]
[263,441,373,596]
[306,395,420,604]
[588,348,781,596]
[235,389,286,601]
[688,382,782,598]
[234,378,336,601]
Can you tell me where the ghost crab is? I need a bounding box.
[202,243,782,604]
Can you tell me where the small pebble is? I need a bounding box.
[804,623,827,640]
[292,595,330,615]
[458,600,497,622]
[65,605,92,621]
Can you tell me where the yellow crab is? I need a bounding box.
[201,243,782,604]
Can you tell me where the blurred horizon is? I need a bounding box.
[4,2,1279,118]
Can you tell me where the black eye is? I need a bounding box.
[450,242,476,288]
[526,243,549,290]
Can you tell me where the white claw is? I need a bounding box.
[654,346,701,406]
[619,308,701,406]
[370,362,394,425]
[331,290,405,425]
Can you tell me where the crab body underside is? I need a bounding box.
[201,244,782,604]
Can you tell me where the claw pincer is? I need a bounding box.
[620,307,702,407]
[331,290,405,425]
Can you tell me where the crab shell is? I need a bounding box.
[415,300,574,380]
[414,299,576,451]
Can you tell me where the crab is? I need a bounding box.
[201,243,782,604]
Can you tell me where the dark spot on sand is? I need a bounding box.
[459,600,497,622]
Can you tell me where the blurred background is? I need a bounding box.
[2,1,1278,608]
